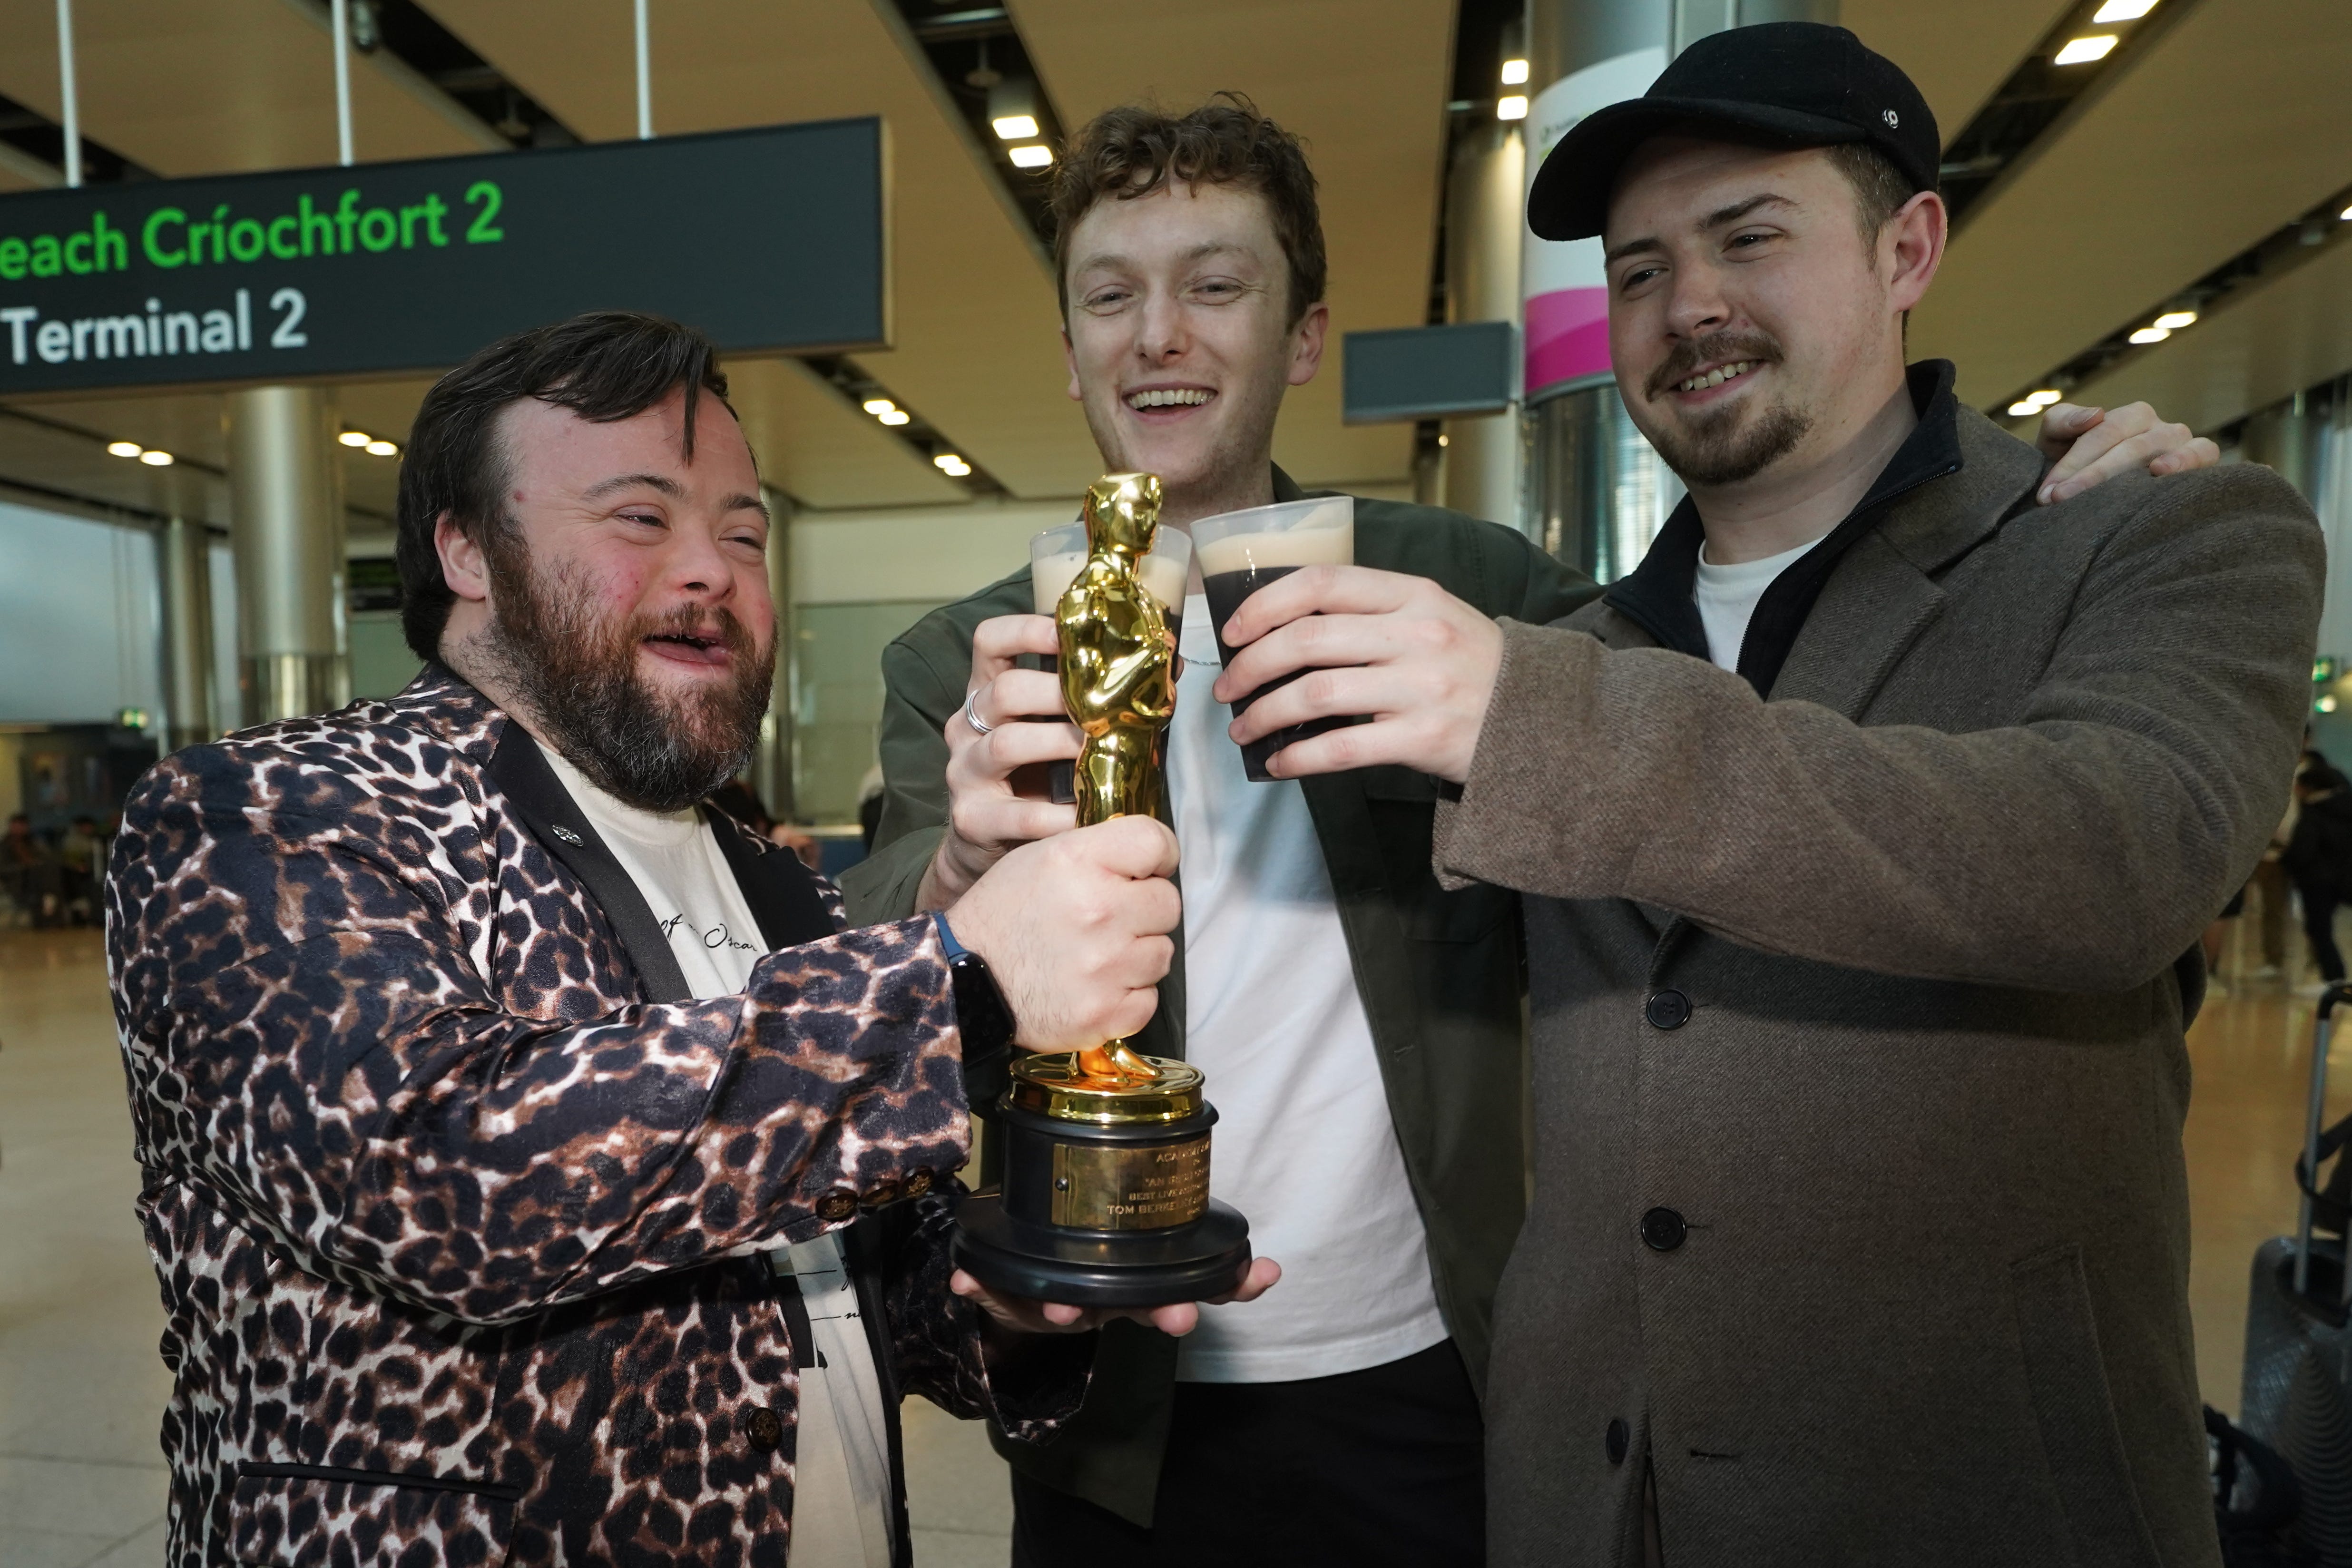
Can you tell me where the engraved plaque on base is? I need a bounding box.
[952,1054,1252,1309]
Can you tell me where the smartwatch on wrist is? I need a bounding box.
[932,911,1016,1059]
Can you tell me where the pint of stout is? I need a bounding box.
[1027,522,1192,804]
[1193,496,1356,782]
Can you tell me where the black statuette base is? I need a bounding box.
[954,1196,1251,1308]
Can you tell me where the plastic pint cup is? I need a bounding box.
[1027,523,1193,804]
[1193,496,1356,782]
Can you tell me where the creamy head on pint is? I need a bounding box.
[1194,525,1351,577]
[1031,549,1189,616]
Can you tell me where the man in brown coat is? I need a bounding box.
[1212,24,2322,1568]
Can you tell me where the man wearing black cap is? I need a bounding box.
[1213,22,2320,1567]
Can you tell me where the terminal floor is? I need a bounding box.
[2,918,2345,1562]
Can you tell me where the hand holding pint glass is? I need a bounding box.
[1194,496,1360,782]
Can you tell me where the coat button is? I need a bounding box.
[902,1168,934,1199]
[1640,1207,1688,1251]
[862,1178,902,1209]
[1644,989,1691,1029]
[745,1406,784,1452]
[816,1189,857,1223]
[1605,1418,1629,1464]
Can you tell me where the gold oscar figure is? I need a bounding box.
[1057,472,1176,1084]
[951,472,1252,1307]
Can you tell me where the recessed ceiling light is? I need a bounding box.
[1500,59,1530,86]
[106,440,142,458]
[139,449,174,466]
[878,409,911,427]
[2128,325,2171,344]
[2091,0,2157,20]
[338,430,372,448]
[2007,401,2041,417]
[2152,310,2197,331]
[2054,34,2119,64]
[1497,95,1529,122]
[932,453,961,471]
[2029,389,2064,407]
[365,440,398,457]
[2323,694,2342,714]
[991,114,1039,141]
[862,398,896,416]
[1009,144,1053,169]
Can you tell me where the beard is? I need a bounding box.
[1637,330,1815,488]
[474,533,773,813]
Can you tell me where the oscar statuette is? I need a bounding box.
[951,472,1254,1307]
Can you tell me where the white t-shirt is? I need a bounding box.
[1161,595,1450,1383]
[539,744,894,1568]
[1692,535,1821,672]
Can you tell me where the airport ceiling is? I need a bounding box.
[0,0,2337,534]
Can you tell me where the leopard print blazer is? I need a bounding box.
[106,668,1081,1568]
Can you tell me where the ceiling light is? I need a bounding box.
[936,456,971,477]
[2152,309,2198,330]
[106,440,142,458]
[1497,94,1529,122]
[2053,34,2118,64]
[338,430,372,448]
[2028,389,2064,407]
[365,440,398,457]
[991,114,1039,141]
[2007,401,2042,417]
[2128,326,2171,344]
[2091,0,2157,20]
[932,452,962,471]
[1500,58,1529,86]
[1009,144,1053,169]
[139,449,174,466]
[2322,694,2342,714]
[2342,205,2352,222]
[877,409,911,427]
[862,398,897,416]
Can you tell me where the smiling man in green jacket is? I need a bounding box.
[843,94,2215,1568]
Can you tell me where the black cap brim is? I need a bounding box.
[1528,97,1868,243]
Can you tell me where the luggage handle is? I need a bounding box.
[2295,982,2352,1304]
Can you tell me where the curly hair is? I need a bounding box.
[1048,93,1326,326]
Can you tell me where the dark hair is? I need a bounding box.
[1823,141,1925,241]
[395,310,734,661]
[1048,94,1327,326]
[2302,764,2349,794]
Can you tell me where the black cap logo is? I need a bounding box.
[1882,109,1899,127]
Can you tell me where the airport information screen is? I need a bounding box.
[0,118,887,394]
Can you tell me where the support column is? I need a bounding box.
[157,516,217,752]
[226,385,347,724]
[753,487,798,824]
[1441,120,1527,531]
[1519,0,1831,578]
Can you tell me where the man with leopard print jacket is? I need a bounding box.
[106,312,1264,1568]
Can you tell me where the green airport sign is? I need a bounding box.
[0,118,887,395]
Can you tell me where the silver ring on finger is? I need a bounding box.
[963,688,995,737]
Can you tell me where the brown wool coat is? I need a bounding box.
[1441,410,2323,1568]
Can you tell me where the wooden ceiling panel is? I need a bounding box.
[1838,0,2071,136]
[426,0,1100,503]
[0,0,495,176]
[728,357,965,510]
[1012,0,1453,490]
[1911,0,2352,410]
[2070,239,2352,435]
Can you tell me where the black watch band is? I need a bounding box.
[932,912,1016,1060]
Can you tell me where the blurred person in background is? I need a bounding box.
[843,92,2217,1568]
[2283,762,2352,992]
[1214,23,2317,1566]
[106,311,1271,1568]
[1,811,59,928]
